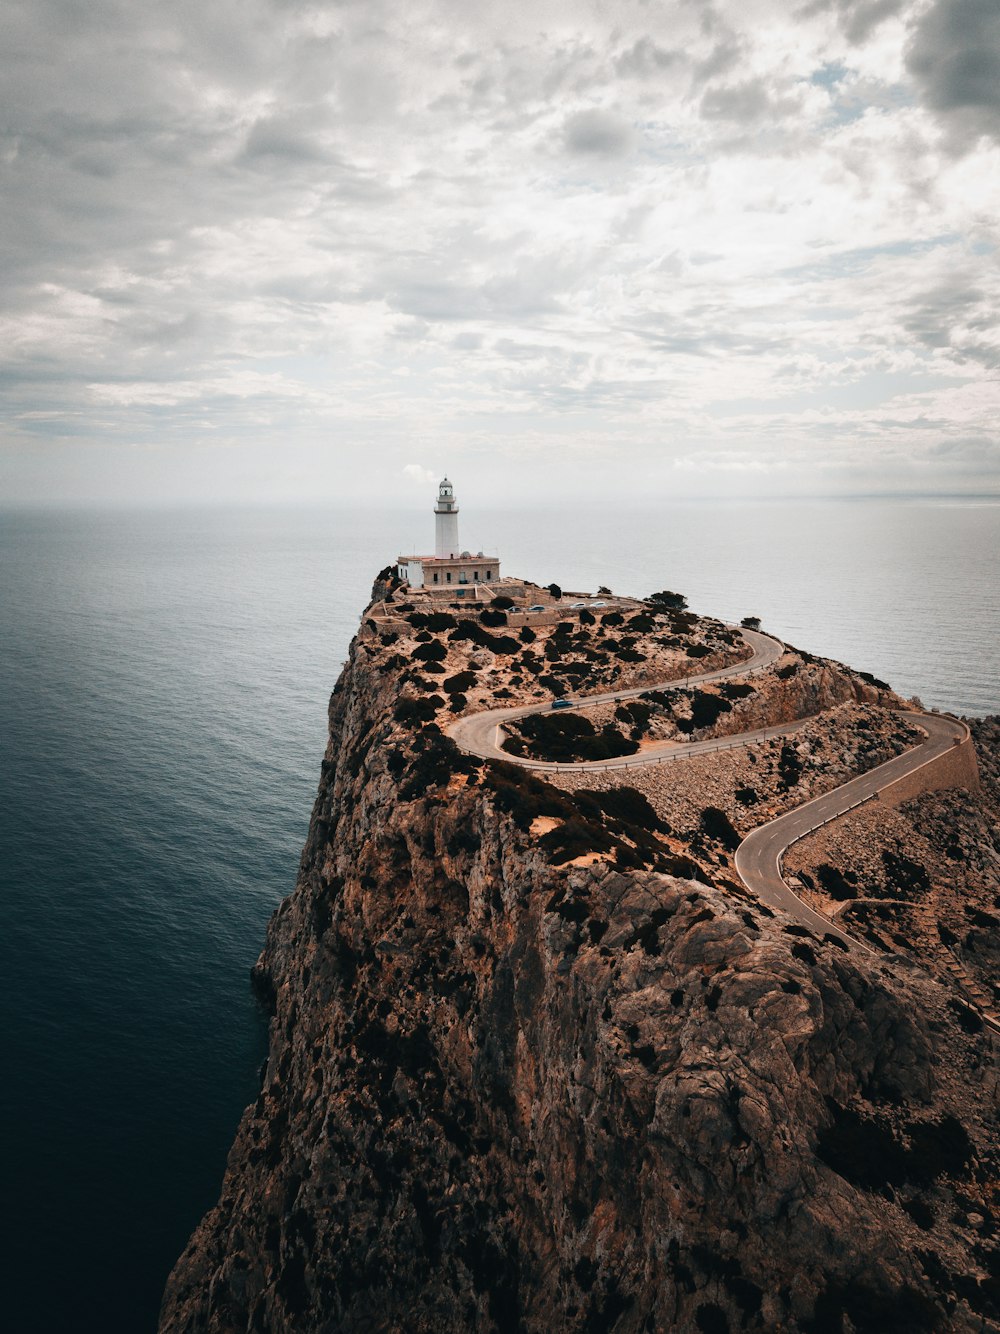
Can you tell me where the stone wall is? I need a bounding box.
[877,728,980,809]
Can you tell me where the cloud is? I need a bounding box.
[1,0,999,504]
[563,108,636,155]
[700,79,779,123]
[803,0,907,46]
[907,0,1000,147]
[402,464,437,486]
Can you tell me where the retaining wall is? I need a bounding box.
[877,731,980,808]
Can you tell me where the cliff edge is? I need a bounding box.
[160,584,1000,1333]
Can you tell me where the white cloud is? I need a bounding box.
[1,0,999,505]
[402,464,437,486]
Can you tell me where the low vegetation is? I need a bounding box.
[504,711,639,763]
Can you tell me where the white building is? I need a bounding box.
[396,478,501,594]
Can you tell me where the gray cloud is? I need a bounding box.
[1,0,998,504]
[907,0,1000,146]
[614,38,684,78]
[701,79,775,123]
[563,108,636,155]
[694,34,745,82]
[799,0,906,44]
[903,279,1000,367]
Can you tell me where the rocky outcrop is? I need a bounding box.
[160,593,1000,1334]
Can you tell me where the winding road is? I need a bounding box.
[447,628,970,953]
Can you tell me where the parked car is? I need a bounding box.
[551,698,572,709]
[591,600,607,608]
[528,604,546,612]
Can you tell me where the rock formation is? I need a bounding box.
[160,582,1000,1333]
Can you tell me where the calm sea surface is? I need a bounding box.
[1,499,998,1332]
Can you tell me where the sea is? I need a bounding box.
[2,497,998,1333]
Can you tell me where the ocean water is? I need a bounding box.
[1,498,998,1333]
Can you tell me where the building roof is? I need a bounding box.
[397,552,498,565]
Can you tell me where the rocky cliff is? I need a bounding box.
[160,588,1000,1334]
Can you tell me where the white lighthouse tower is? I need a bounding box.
[395,476,500,591]
[434,476,460,558]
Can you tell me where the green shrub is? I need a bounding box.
[420,611,457,631]
[816,863,857,900]
[399,734,474,798]
[538,674,567,696]
[616,701,653,733]
[394,694,444,724]
[449,620,519,654]
[719,681,755,699]
[647,589,688,610]
[677,692,732,734]
[699,806,741,851]
[414,639,447,662]
[443,670,477,694]
[513,712,638,762]
[881,849,930,895]
[858,670,890,690]
[627,613,656,633]
[578,786,667,832]
[486,763,577,829]
[779,743,803,786]
[540,818,614,865]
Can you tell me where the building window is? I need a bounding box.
[457,588,465,597]
[433,572,438,583]
[446,572,451,583]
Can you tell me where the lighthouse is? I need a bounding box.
[395,476,501,594]
[434,477,460,558]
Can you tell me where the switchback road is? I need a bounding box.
[447,629,971,954]
[734,710,968,947]
[447,628,785,771]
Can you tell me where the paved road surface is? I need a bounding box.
[734,710,968,949]
[447,628,785,771]
[447,628,971,958]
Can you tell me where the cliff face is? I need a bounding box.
[160,597,1000,1334]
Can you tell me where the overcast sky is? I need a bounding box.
[2,0,999,507]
